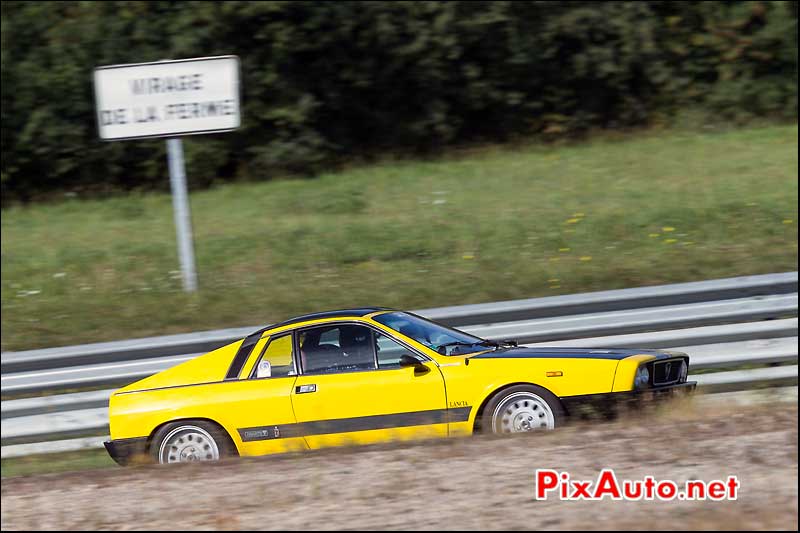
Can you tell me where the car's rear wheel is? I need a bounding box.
[151,420,234,464]
[481,384,564,434]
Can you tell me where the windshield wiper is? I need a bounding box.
[437,340,498,354]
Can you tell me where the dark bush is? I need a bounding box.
[1,1,796,203]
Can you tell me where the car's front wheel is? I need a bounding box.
[151,420,235,464]
[481,384,564,434]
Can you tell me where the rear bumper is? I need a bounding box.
[104,437,149,466]
[561,381,697,416]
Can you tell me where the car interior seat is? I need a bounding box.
[301,329,343,373]
[338,326,375,370]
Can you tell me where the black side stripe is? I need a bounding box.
[225,332,263,380]
[238,407,472,442]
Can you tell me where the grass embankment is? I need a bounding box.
[2,125,797,351]
[1,448,113,478]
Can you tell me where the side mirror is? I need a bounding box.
[399,354,422,367]
[399,354,429,375]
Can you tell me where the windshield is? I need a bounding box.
[373,311,492,355]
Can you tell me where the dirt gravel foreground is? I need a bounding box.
[2,398,797,530]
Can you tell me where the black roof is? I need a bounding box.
[252,307,394,337]
[279,307,393,326]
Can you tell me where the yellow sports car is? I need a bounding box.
[104,308,696,465]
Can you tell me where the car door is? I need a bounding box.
[225,332,308,456]
[290,322,448,449]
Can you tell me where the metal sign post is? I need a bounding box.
[93,55,241,293]
[166,138,197,292]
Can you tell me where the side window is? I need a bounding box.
[299,324,376,374]
[251,334,296,379]
[376,333,421,369]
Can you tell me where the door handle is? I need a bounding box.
[296,384,317,394]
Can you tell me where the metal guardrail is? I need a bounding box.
[472,294,797,343]
[422,271,798,324]
[1,272,797,458]
[3,271,796,374]
[532,319,797,349]
[2,389,113,419]
[693,365,798,389]
[2,294,796,395]
[5,384,796,460]
[2,436,110,459]
[4,384,797,460]
[1,354,198,395]
[5,334,796,421]
[3,340,797,445]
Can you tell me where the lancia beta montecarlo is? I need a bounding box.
[104,308,696,465]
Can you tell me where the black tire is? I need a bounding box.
[480,384,564,434]
[150,419,236,464]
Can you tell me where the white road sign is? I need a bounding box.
[94,55,240,140]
